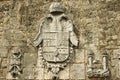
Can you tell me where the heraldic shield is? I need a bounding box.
[42,32,70,62]
[33,2,78,78]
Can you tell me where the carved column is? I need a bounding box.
[87,52,94,74]
[101,51,109,77]
[102,52,108,71]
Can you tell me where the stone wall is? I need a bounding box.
[0,0,120,80]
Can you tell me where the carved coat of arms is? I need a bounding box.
[33,2,78,78]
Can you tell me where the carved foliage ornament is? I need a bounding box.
[33,2,78,78]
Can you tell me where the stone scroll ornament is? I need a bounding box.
[6,48,23,79]
[33,2,78,79]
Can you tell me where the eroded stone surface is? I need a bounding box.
[70,64,85,79]
[0,0,119,80]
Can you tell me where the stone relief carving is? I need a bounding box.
[33,2,78,79]
[6,48,23,79]
[87,51,110,78]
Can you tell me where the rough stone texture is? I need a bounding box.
[70,63,85,79]
[23,67,35,79]
[0,0,119,80]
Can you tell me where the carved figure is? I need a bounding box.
[87,51,109,78]
[33,2,78,79]
[7,48,23,79]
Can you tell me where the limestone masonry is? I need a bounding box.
[0,0,120,80]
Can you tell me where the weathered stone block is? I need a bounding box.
[1,58,7,68]
[0,39,9,47]
[70,63,85,79]
[0,48,8,58]
[23,67,35,79]
[2,39,10,47]
[75,49,85,63]
[44,69,53,79]
[36,67,44,79]
[118,60,120,78]
[2,68,7,77]
[0,69,4,77]
[113,49,120,59]
[59,65,70,79]
[23,53,37,67]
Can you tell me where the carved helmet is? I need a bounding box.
[49,2,66,13]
